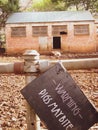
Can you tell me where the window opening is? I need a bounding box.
[11,27,26,37]
[74,25,89,35]
[52,25,67,36]
[32,26,48,36]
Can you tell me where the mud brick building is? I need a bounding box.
[6,11,98,54]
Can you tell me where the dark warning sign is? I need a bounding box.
[21,63,98,130]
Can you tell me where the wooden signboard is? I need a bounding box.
[21,63,98,130]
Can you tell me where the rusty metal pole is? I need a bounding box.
[23,50,41,130]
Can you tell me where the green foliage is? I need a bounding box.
[0,0,8,4]
[54,1,67,11]
[29,0,54,11]
[81,0,98,12]
[31,0,98,13]
[29,0,67,11]
[0,0,19,27]
[7,0,19,12]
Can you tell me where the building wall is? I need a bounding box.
[6,21,97,54]
[94,22,98,51]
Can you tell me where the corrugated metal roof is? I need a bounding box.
[6,11,94,24]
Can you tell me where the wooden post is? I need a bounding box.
[23,50,41,130]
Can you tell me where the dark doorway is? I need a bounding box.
[53,37,61,49]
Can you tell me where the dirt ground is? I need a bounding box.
[0,55,98,130]
[41,52,98,59]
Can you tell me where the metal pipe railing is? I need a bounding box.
[0,58,98,74]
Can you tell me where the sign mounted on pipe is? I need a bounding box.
[21,63,98,130]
